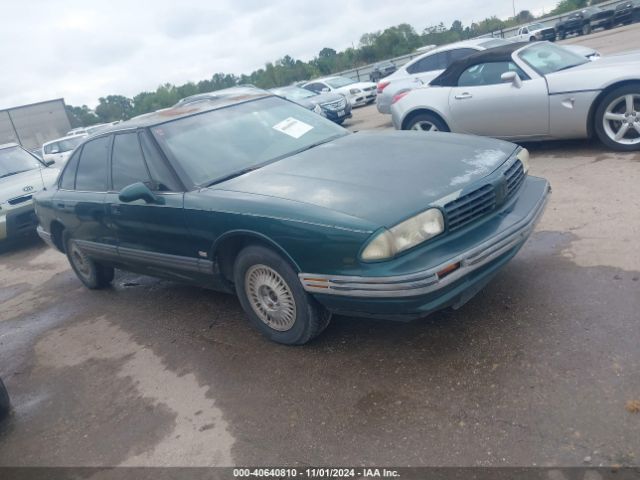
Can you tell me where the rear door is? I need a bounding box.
[448,60,549,138]
[55,135,116,260]
[104,130,200,277]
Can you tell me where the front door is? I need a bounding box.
[448,61,549,138]
[104,131,201,279]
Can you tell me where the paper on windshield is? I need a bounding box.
[272,117,313,139]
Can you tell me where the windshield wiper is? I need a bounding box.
[202,165,262,188]
[0,169,32,179]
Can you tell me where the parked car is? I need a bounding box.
[613,0,640,25]
[1,143,59,243]
[0,378,9,420]
[555,6,615,38]
[369,61,397,82]
[512,23,556,42]
[41,134,87,166]
[302,76,376,107]
[391,42,640,151]
[270,86,352,124]
[376,38,515,114]
[67,122,117,137]
[34,87,549,345]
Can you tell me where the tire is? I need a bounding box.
[0,378,10,420]
[583,23,591,35]
[233,245,331,345]
[558,31,566,40]
[65,236,114,289]
[404,112,450,132]
[529,36,537,42]
[594,84,640,151]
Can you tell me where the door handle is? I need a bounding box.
[111,205,122,215]
[455,93,473,100]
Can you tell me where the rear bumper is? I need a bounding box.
[300,176,550,319]
[0,202,38,241]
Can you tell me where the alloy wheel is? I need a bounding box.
[70,242,92,279]
[411,121,439,132]
[603,94,640,145]
[245,264,297,331]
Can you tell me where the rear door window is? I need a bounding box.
[59,149,81,190]
[406,52,447,74]
[75,136,110,191]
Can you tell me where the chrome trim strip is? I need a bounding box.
[299,183,549,298]
[36,226,56,249]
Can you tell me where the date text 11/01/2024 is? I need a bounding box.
[233,468,400,477]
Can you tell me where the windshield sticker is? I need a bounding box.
[272,117,313,139]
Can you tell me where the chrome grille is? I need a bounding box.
[444,184,496,232]
[8,194,33,205]
[504,160,525,200]
[321,98,347,111]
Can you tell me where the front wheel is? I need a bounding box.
[594,85,640,151]
[405,112,450,132]
[65,237,114,289]
[583,23,591,35]
[233,245,331,345]
[529,36,537,42]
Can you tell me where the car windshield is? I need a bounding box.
[44,136,84,154]
[325,77,356,88]
[519,42,588,75]
[151,96,348,187]
[272,87,317,100]
[0,146,42,179]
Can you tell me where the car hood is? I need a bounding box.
[335,82,375,92]
[295,92,345,109]
[214,132,518,228]
[0,167,59,203]
[545,50,640,93]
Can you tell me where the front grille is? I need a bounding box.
[504,160,525,200]
[444,184,496,232]
[8,194,33,205]
[321,98,347,111]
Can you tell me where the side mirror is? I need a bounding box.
[501,71,522,88]
[119,182,165,204]
[44,159,55,166]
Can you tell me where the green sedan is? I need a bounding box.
[34,87,550,345]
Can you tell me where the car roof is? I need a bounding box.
[408,37,510,64]
[98,87,273,134]
[430,42,529,86]
[43,134,87,146]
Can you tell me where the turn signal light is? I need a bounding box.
[437,262,460,279]
[391,91,410,105]
[377,81,391,93]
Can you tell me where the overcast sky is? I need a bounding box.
[1,0,555,109]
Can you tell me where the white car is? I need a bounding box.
[41,134,86,166]
[303,76,377,107]
[66,122,119,137]
[511,23,557,42]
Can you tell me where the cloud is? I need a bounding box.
[0,0,552,109]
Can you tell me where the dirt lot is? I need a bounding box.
[0,24,639,467]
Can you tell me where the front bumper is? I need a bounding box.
[350,91,377,107]
[299,176,549,319]
[0,201,38,241]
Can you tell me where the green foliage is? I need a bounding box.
[66,0,586,126]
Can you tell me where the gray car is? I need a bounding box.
[391,42,640,151]
[270,86,352,124]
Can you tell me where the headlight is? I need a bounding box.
[349,88,361,94]
[361,208,444,261]
[313,104,323,115]
[517,148,530,174]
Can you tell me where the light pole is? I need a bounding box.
[512,0,516,18]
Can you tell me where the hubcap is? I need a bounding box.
[245,264,296,331]
[603,93,640,145]
[411,120,439,132]
[70,242,91,278]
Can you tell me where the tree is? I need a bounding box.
[95,95,134,122]
[65,105,100,128]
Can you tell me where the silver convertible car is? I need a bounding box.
[391,42,640,151]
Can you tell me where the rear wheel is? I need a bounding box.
[65,237,114,289]
[233,245,331,345]
[405,112,450,132]
[594,85,640,151]
[583,23,591,35]
[529,36,537,42]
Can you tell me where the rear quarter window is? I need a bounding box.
[75,136,110,191]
